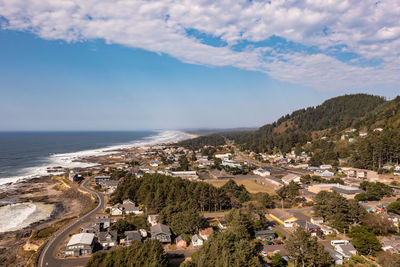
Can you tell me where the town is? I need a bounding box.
[38,131,400,267]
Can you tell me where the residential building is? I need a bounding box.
[215,153,232,160]
[310,217,323,224]
[269,210,298,228]
[94,215,111,231]
[124,230,142,246]
[65,233,95,256]
[199,227,213,241]
[335,243,357,258]
[99,180,119,193]
[192,234,204,247]
[151,223,172,243]
[281,174,301,185]
[379,236,400,253]
[176,236,187,248]
[95,176,111,184]
[99,230,118,248]
[171,171,199,180]
[254,167,272,177]
[255,229,276,241]
[221,159,243,169]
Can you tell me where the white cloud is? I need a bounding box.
[0,0,399,90]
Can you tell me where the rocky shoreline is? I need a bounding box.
[0,174,93,266]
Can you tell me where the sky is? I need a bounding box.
[0,0,399,131]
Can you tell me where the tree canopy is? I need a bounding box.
[85,239,167,267]
[285,228,332,267]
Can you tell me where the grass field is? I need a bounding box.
[206,179,277,195]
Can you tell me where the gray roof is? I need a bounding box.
[151,223,171,236]
[191,234,203,243]
[99,230,118,242]
[125,231,142,242]
[255,229,276,235]
[67,233,95,246]
[331,186,364,194]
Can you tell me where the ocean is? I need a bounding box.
[0,130,191,186]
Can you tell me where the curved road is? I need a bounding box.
[38,178,105,267]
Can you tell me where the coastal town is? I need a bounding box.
[23,130,400,267]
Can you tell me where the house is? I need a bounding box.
[315,170,334,177]
[110,200,143,216]
[254,167,272,177]
[99,180,119,193]
[192,234,204,247]
[171,171,199,180]
[199,227,213,241]
[319,225,335,235]
[295,221,322,237]
[221,159,243,169]
[148,215,159,226]
[65,233,96,256]
[379,236,400,253]
[110,205,123,216]
[218,220,227,230]
[124,230,142,246]
[99,230,118,248]
[320,165,333,170]
[151,223,172,243]
[281,174,301,185]
[310,217,324,224]
[95,176,111,184]
[176,236,187,248]
[215,153,232,160]
[255,229,276,241]
[269,210,298,228]
[94,215,111,231]
[335,243,357,258]
[325,246,344,265]
[150,160,160,167]
[122,199,143,215]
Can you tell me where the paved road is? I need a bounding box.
[38,177,105,267]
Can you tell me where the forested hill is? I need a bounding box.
[228,94,387,153]
[178,94,400,170]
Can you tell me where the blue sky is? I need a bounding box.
[0,0,399,131]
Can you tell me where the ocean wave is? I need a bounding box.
[0,130,193,186]
[0,202,54,233]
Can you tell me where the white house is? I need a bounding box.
[254,167,271,177]
[320,165,333,170]
[281,174,301,185]
[311,217,324,224]
[191,234,204,247]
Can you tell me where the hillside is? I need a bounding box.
[179,94,400,171]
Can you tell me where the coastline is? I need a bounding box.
[0,130,196,187]
[0,130,197,265]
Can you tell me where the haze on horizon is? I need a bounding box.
[0,0,399,131]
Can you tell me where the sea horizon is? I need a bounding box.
[0,130,192,186]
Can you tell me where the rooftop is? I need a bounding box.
[67,233,95,246]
